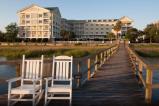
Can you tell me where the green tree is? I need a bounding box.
[60,30,70,40]
[5,23,18,42]
[125,28,139,42]
[107,32,115,41]
[113,21,122,39]
[0,31,5,42]
[144,24,159,43]
[60,30,76,40]
[69,31,76,40]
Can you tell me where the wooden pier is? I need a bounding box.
[0,43,158,106]
[73,44,146,106]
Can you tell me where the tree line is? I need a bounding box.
[125,23,159,43]
[0,23,18,42]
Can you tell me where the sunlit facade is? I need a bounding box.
[17,4,61,41]
[61,16,133,39]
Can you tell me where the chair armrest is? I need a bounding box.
[31,78,42,82]
[44,77,53,81]
[7,77,21,83]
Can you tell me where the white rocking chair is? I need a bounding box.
[7,55,44,106]
[44,56,73,106]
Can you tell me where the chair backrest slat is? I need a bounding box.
[65,62,69,79]
[35,60,40,79]
[52,56,73,81]
[62,62,66,80]
[21,55,43,80]
[56,61,60,79]
[25,61,30,78]
[29,60,33,79]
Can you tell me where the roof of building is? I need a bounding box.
[17,4,44,13]
[119,16,133,23]
[45,7,61,16]
[17,4,61,16]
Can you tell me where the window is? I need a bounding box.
[39,20,42,24]
[44,19,49,24]
[26,15,30,18]
[101,24,104,26]
[96,28,99,30]
[93,20,96,22]
[21,20,25,24]
[101,28,103,30]
[43,13,48,18]
[96,32,98,34]
[39,14,42,18]
[91,24,94,26]
[101,32,104,34]
[44,26,49,30]
[88,20,91,22]
[91,28,93,30]
[103,20,107,22]
[98,20,102,22]
[21,14,25,18]
[96,24,99,26]
[26,21,30,24]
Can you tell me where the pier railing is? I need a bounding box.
[73,44,119,88]
[127,45,157,103]
[0,44,119,89]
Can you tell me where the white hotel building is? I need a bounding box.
[62,16,133,39]
[18,4,133,40]
[17,4,61,41]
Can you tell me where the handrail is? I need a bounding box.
[126,45,154,104]
[73,44,119,87]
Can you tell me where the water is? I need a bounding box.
[0,57,16,94]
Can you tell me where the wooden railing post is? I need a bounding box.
[106,50,108,60]
[145,68,152,104]
[87,58,91,80]
[110,48,112,56]
[104,51,106,62]
[77,61,81,88]
[95,55,98,71]
[139,61,143,72]
[100,53,103,66]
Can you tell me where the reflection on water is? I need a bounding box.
[0,57,16,94]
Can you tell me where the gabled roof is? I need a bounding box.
[18,4,46,13]
[119,16,133,23]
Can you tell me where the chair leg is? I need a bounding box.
[32,94,35,106]
[44,91,48,106]
[70,93,72,106]
[8,99,10,106]
[8,93,11,106]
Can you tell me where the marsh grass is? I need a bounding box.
[0,45,107,59]
[131,44,159,57]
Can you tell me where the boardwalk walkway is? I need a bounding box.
[73,44,145,106]
[0,44,147,106]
